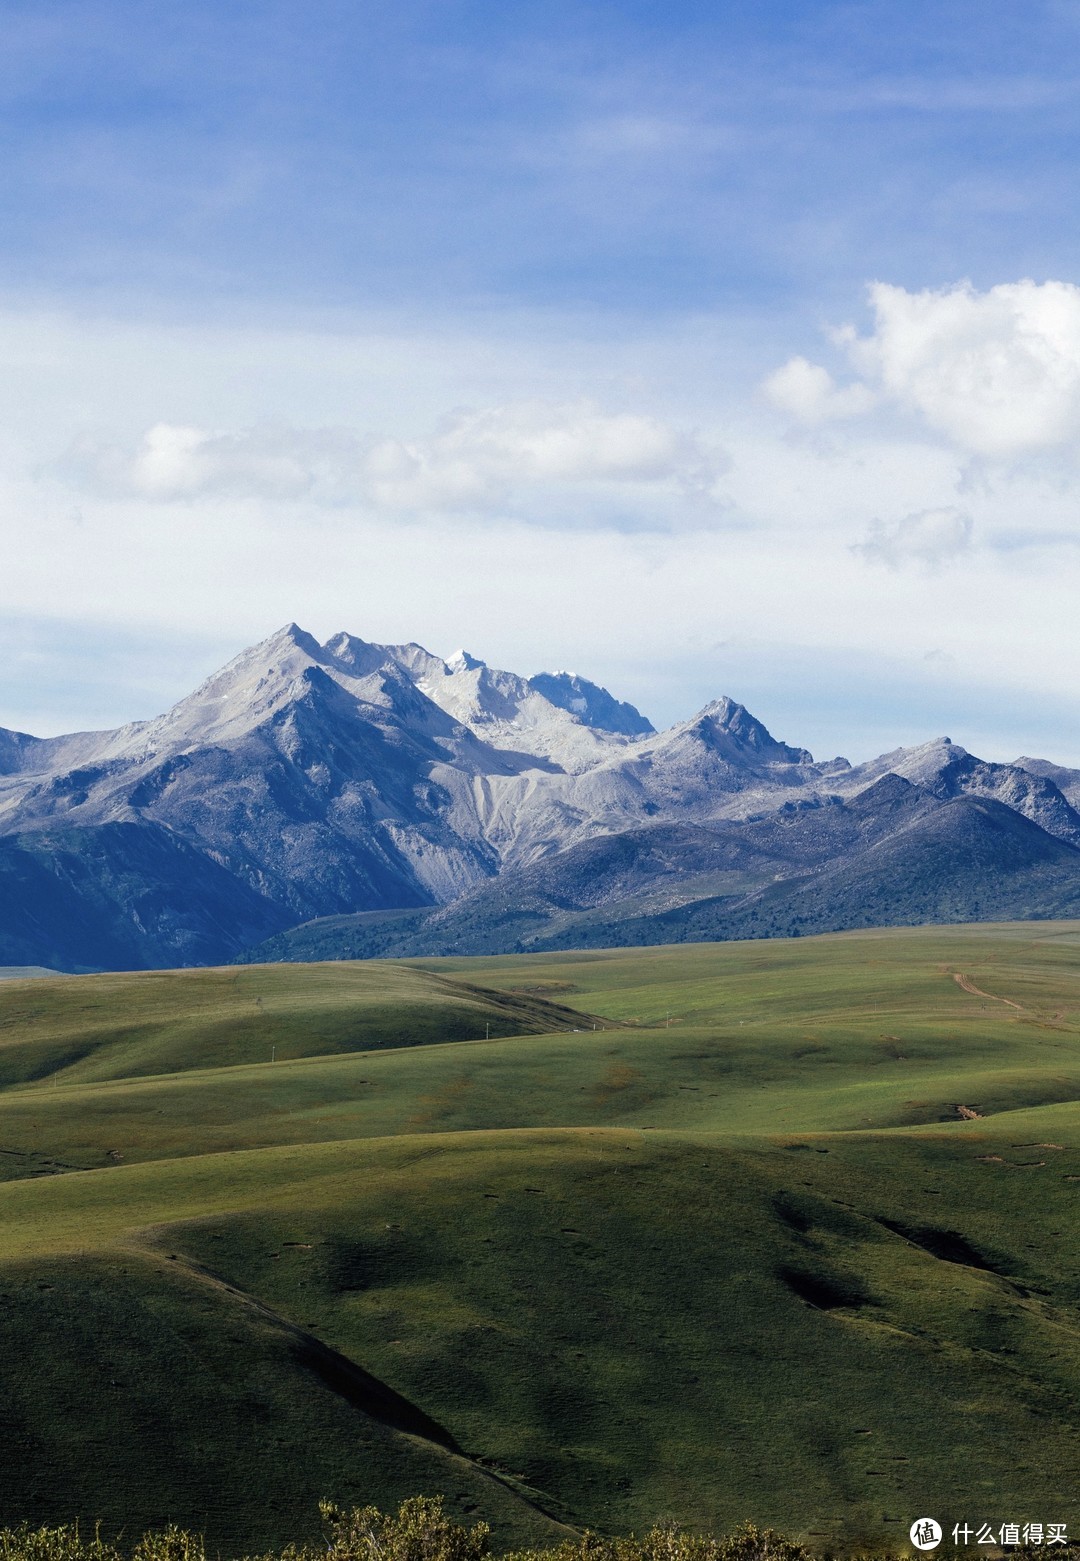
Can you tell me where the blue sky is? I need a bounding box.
[7,0,1080,315]
[5,0,1080,760]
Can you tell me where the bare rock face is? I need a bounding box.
[527,672,655,737]
[3,622,1080,970]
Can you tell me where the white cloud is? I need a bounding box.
[851,279,1080,456]
[67,421,356,501]
[366,400,718,509]
[766,278,1080,457]
[853,506,974,570]
[761,355,876,422]
[62,400,721,517]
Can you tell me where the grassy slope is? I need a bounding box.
[0,962,593,1088]
[0,1244,568,1553]
[2,925,1080,1547]
[7,929,1080,1168]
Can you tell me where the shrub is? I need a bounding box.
[0,1525,120,1561]
[131,1530,207,1561]
[504,1520,813,1561]
[5,1499,1027,1561]
[319,1497,491,1561]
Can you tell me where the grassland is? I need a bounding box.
[1,925,1080,1551]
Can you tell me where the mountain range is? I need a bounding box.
[3,622,1080,971]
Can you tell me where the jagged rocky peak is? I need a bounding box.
[253,621,323,663]
[857,735,970,791]
[232,629,652,749]
[528,671,655,737]
[431,652,564,731]
[190,622,322,698]
[88,622,330,762]
[322,631,388,677]
[447,648,485,672]
[692,696,813,765]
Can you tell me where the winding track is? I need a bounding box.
[953,971,1024,1010]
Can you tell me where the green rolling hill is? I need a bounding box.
[1,926,1080,1550]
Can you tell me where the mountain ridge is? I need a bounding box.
[4,622,1080,970]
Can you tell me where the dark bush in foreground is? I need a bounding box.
[0,1498,1069,1561]
[321,1498,491,1561]
[320,1503,817,1561]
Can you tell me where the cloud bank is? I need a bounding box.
[64,401,722,520]
[8,281,1080,762]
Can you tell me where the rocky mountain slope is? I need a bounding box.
[3,622,1080,969]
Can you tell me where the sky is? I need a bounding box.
[5,0,1080,762]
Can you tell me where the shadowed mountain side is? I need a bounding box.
[0,822,287,972]
[243,780,1080,960]
[857,741,1080,847]
[237,821,775,962]
[112,665,503,916]
[554,790,1080,951]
